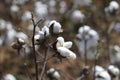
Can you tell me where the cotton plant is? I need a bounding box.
[108,65,120,80]
[2,74,16,80]
[75,25,99,60]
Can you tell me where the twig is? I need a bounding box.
[84,39,87,65]
[39,47,49,80]
[31,13,39,80]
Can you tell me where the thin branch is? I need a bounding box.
[84,39,87,65]
[39,47,49,80]
[31,13,39,80]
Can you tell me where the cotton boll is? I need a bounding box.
[3,74,16,80]
[52,71,60,79]
[42,26,50,36]
[16,32,28,41]
[57,37,64,47]
[71,10,85,23]
[57,47,76,60]
[38,31,44,39]
[59,1,67,14]
[95,71,111,80]
[10,4,19,13]
[78,25,91,34]
[21,11,31,21]
[74,0,92,6]
[89,29,99,41]
[18,38,25,45]
[108,65,120,78]
[109,1,119,13]
[63,41,73,49]
[28,23,40,32]
[48,20,62,34]
[47,68,55,74]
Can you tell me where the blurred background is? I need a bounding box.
[0,0,120,80]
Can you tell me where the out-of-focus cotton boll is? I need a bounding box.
[41,26,50,36]
[22,11,31,21]
[74,0,92,6]
[34,1,48,18]
[76,25,99,60]
[48,0,56,13]
[47,68,60,79]
[12,0,29,5]
[48,20,62,34]
[10,4,19,13]
[71,10,85,23]
[0,19,6,30]
[95,71,111,80]
[109,1,119,13]
[3,74,16,80]
[110,45,120,63]
[16,32,28,41]
[114,22,120,33]
[92,65,105,76]
[57,47,76,60]
[0,37,4,46]
[108,65,120,78]
[59,1,67,14]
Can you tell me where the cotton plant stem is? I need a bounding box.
[39,47,49,80]
[84,39,87,66]
[31,14,39,80]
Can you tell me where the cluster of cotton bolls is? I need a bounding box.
[92,65,120,80]
[75,25,99,60]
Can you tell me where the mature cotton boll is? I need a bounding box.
[108,65,120,77]
[57,47,76,60]
[22,11,31,21]
[52,71,60,79]
[92,65,105,76]
[63,41,73,49]
[38,31,45,39]
[78,25,91,34]
[42,26,50,36]
[10,4,19,13]
[3,74,16,80]
[18,38,25,45]
[109,1,119,12]
[28,23,40,32]
[53,22,62,34]
[16,32,28,40]
[71,10,85,23]
[95,71,111,80]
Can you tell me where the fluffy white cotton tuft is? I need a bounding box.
[63,41,73,49]
[3,74,16,80]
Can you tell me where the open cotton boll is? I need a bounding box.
[79,25,91,34]
[114,22,120,33]
[38,31,45,39]
[47,68,55,74]
[3,74,16,80]
[109,1,119,12]
[42,26,50,36]
[71,10,85,23]
[0,19,6,30]
[57,47,76,60]
[95,71,111,80]
[74,0,92,6]
[48,20,62,34]
[63,41,73,49]
[89,29,99,41]
[108,65,120,77]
